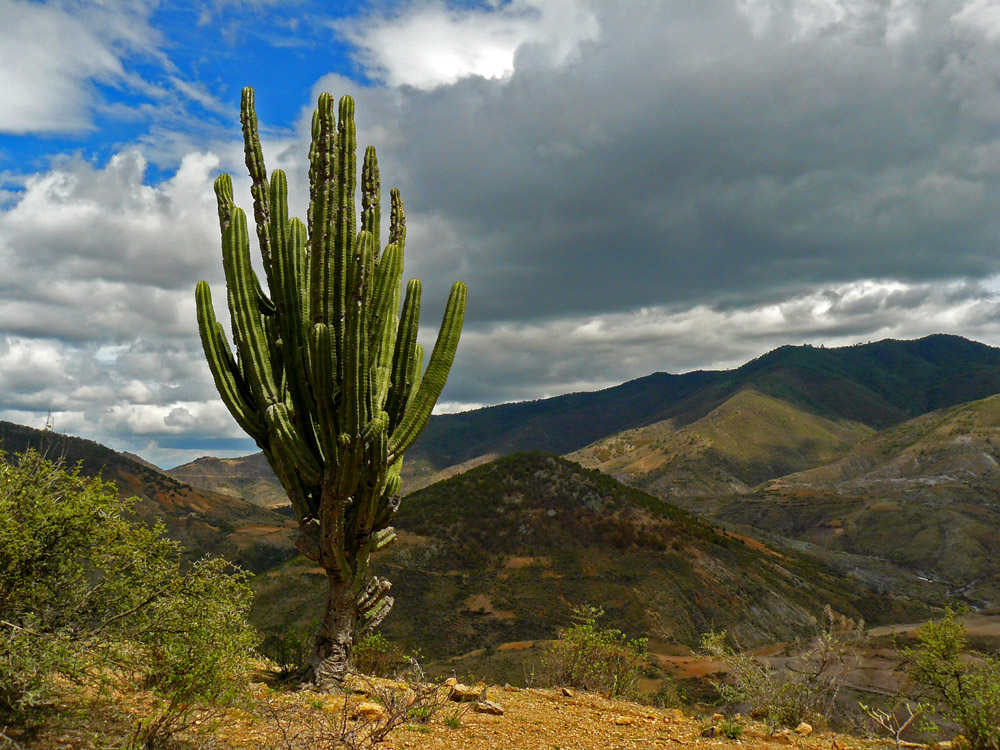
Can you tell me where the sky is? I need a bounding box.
[2,0,1000,468]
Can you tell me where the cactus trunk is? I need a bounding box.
[195,87,466,689]
[310,575,359,690]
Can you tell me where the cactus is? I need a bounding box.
[195,87,466,689]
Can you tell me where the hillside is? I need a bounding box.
[693,394,1000,608]
[176,335,1000,504]
[169,451,288,508]
[408,334,1000,474]
[569,390,870,497]
[0,421,295,573]
[251,452,937,683]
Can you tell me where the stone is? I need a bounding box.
[712,713,725,722]
[701,726,717,738]
[613,715,638,726]
[444,677,458,687]
[351,701,385,720]
[561,687,575,698]
[795,722,813,737]
[664,708,685,721]
[449,682,485,702]
[475,699,505,716]
[773,729,794,745]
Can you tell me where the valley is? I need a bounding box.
[7,334,1000,687]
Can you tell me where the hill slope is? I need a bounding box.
[169,452,288,508]
[179,335,1000,504]
[569,390,871,497]
[252,452,937,682]
[693,394,1000,608]
[0,421,295,572]
[409,334,1000,475]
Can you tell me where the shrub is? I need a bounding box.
[904,607,1000,750]
[541,605,647,697]
[0,449,257,740]
[720,718,745,740]
[701,607,863,730]
[351,632,407,678]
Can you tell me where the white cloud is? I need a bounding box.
[446,279,1000,406]
[337,0,599,89]
[0,0,162,133]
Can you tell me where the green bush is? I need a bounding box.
[0,449,257,737]
[905,608,1000,750]
[719,718,745,740]
[701,609,862,730]
[541,605,647,697]
[351,632,407,678]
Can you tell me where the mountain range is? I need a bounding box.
[170,333,1000,501]
[6,333,1000,679]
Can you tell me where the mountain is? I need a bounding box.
[169,452,288,508]
[569,389,871,497]
[176,335,1000,505]
[408,335,1000,475]
[689,394,1000,609]
[0,421,296,573]
[251,452,938,682]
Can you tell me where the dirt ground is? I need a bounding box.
[21,678,896,750]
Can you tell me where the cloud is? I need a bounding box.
[5,0,1000,468]
[442,278,1000,407]
[337,0,599,89]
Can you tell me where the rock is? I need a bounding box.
[664,708,685,722]
[795,722,813,737]
[444,677,458,687]
[503,683,519,692]
[831,739,847,750]
[701,726,717,738]
[475,699,504,716]
[712,713,725,722]
[351,701,385,720]
[561,687,575,698]
[613,715,638,726]
[449,682,485,702]
[773,729,794,745]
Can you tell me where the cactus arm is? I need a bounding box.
[343,230,373,442]
[240,87,274,281]
[266,403,322,487]
[384,279,421,431]
[361,146,381,260]
[332,96,357,384]
[195,282,266,441]
[309,93,336,327]
[387,188,405,249]
[388,281,466,461]
[224,207,281,408]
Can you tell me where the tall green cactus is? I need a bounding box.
[195,87,466,689]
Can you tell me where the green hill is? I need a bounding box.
[172,335,1000,503]
[694,395,1000,609]
[251,452,937,683]
[0,421,295,573]
[569,389,871,497]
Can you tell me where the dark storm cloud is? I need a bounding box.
[339,0,1000,325]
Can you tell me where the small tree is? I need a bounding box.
[0,448,256,737]
[195,88,466,689]
[701,608,863,730]
[541,605,648,697]
[904,608,1000,750]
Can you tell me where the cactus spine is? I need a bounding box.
[195,87,466,688]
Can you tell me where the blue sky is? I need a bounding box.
[2,0,1000,468]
